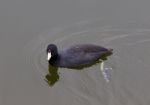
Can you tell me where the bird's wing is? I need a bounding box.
[66,44,108,54]
[63,45,105,63]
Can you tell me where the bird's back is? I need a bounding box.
[56,44,112,68]
[66,44,109,53]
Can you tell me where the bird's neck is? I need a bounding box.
[49,55,59,65]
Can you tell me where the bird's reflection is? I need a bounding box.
[45,56,111,86]
[45,65,59,86]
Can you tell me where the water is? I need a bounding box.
[1,0,150,105]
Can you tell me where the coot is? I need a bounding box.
[47,44,113,69]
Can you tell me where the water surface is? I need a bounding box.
[1,0,150,105]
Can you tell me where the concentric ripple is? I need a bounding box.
[21,18,150,104]
[23,18,150,86]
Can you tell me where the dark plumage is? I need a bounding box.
[46,44,113,69]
